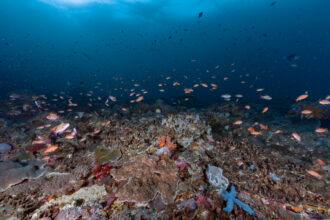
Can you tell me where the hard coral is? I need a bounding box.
[111,155,178,204]
[0,160,46,192]
[54,202,109,220]
[0,143,12,153]
[161,113,212,148]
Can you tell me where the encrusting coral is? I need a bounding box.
[111,155,178,204]
[0,160,46,192]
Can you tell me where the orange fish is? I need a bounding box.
[201,83,208,88]
[32,140,46,145]
[315,128,328,133]
[233,120,243,125]
[262,107,269,114]
[43,145,59,154]
[301,110,313,115]
[296,94,308,102]
[101,120,111,126]
[319,99,330,105]
[274,129,282,134]
[306,170,323,179]
[211,83,218,88]
[316,159,326,166]
[46,113,60,121]
[292,132,301,142]
[136,96,144,102]
[245,105,251,110]
[184,88,194,94]
[259,124,268,130]
[64,134,74,140]
[256,88,264,92]
[248,127,262,135]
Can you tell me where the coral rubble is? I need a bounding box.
[111,155,178,204]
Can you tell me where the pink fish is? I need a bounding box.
[52,123,70,135]
[319,99,330,105]
[292,132,301,142]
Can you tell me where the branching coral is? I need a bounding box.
[157,136,176,152]
[161,114,212,148]
[111,155,178,204]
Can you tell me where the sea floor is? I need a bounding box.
[0,100,329,220]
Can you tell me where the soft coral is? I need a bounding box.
[157,136,176,152]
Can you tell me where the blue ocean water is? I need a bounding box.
[0,0,329,106]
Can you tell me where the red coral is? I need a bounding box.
[26,144,47,152]
[92,163,121,180]
[105,192,117,210]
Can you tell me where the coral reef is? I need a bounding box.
[111,155,178,204]
[0,160,46,192]
[206,165,229,193]
[0,100,329,219]
[0,192,42,218]
[54,202,108,220]
[32,184,108,218]
[0,143,12,153]
[157,136,176,151]
[222,186,256,216]
[161,113,212,148]
[94,145,122,164]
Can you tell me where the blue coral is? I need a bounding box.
[221,186,256,216]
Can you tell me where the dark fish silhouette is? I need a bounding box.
[283,54,298,62]
[270,1,276,7]
[198,12,203,18]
